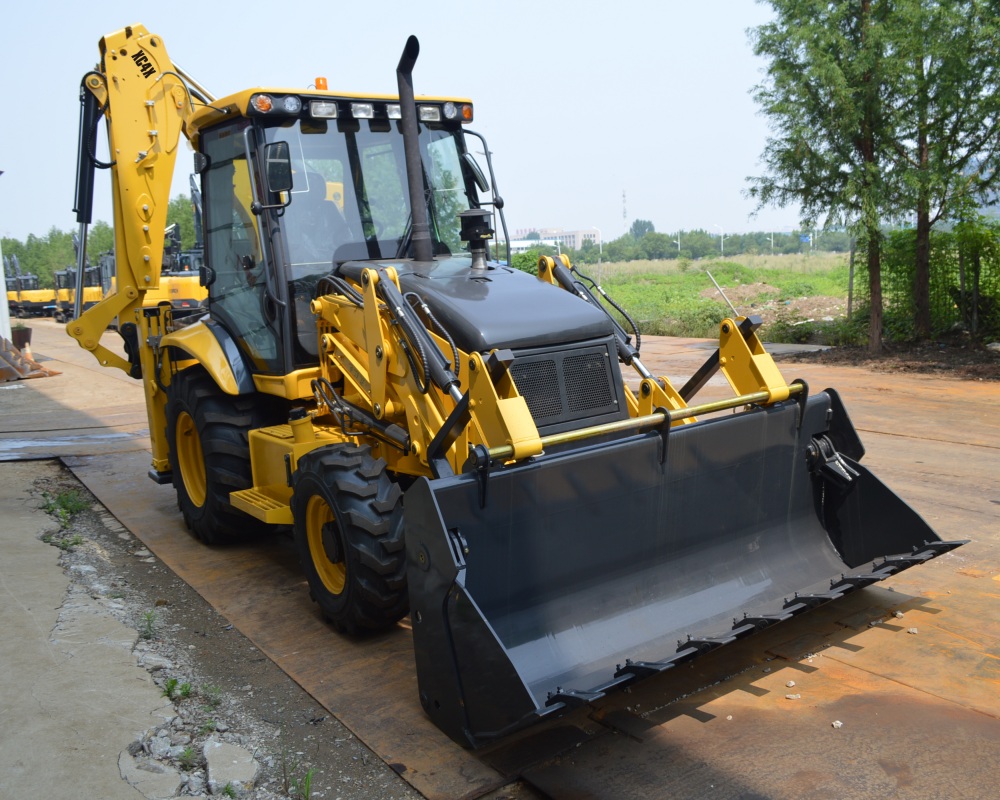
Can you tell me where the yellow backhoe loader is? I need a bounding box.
[69,24,964,748]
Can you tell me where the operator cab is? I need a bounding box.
[197,94,486,376]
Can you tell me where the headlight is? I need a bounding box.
[310,100,338,119]
[418,105,441,122]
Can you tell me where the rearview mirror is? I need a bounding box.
[264,142,293,194]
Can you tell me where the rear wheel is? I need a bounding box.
[165,366,279,544]
[291,445,407,634]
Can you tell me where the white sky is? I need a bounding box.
[0,0,801,245]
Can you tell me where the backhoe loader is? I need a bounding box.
[70,24,964,748]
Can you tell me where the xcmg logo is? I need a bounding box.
[131,49,155,79]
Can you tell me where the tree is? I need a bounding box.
[629,219,655,239]
[640,232,673,260]
[166,194,198,250]
[890,1,1000,338]
[87,221,114,256]
[749,1,896,351]
[751,0,1000,348]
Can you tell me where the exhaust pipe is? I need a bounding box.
[396,36,433,263]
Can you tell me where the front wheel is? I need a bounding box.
[291,444,407,635]
[165,366,280,544]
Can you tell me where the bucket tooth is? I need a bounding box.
[783,591,846,612]
[546,687,609,709]
[614,659,677,681]
[734,612,794,633]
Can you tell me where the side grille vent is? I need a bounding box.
[509,342,625,431]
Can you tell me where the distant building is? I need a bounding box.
[505,239,560,254]
[509,227,601,251]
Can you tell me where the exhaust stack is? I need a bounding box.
[396,36,433,263]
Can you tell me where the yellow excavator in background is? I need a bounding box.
[69,24,964,748]
[143,224,207,319]
[53,265,103,322]
[5,254,55,318]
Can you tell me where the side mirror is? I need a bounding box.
[264,142,293,194]
[461,152,490,194]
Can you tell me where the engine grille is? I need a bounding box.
[509,340,626,432]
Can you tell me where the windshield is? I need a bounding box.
[264,117,473,276]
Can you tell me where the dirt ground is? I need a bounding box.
[775,334,1000,381]
[697,281,1000,382]
[700,281,847,327]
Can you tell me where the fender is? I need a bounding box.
[162,319,255,395]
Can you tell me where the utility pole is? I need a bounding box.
[714,224,729,257]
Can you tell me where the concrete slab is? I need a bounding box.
[0,461,174,800]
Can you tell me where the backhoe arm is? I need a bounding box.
[69,24,191,374]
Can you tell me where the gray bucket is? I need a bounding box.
[404,389,964,747]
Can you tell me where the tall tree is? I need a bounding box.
[166,194,198,250]
[629,219,655,239]
[748,0,897,352]
[890,1,1000,338]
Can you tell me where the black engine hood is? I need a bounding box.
[389,257,613,353]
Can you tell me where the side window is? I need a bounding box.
[426,134,470,253]
[202,125,281,373]
[360,143,408,243]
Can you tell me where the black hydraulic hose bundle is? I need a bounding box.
[404,291,461,378]
[571,266,643,355]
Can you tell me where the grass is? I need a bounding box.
[577,252,851,339]
[41,532,84,550]
[161,677,194,700]
[178,746,198,771]
[41,489,91,529]
[140,610,158,641]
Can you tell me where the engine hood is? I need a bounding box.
[391,258,613,353]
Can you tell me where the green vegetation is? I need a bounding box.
[41,489,91,530]
[178,746,198,771]
[202,685,223,711]
[161,678,194,701]
[140,610,158,641]
[570,252,851,340]
[41,533,85,550]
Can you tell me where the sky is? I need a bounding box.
[0,0,802,246]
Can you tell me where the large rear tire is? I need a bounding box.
[291,444,407,634]
[165,366,279,545]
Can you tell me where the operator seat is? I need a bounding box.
[289,172,354,266]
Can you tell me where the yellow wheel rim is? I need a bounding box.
[175,411,206,508]
[305,494,346,595]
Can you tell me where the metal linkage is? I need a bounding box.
[486,384,805,462]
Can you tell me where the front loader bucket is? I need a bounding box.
[404,389,965,748]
